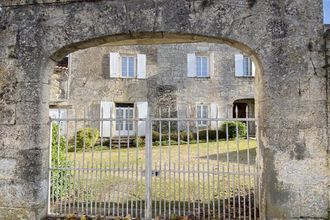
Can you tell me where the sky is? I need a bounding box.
[325,0,330,24]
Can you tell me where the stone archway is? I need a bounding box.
[0,1,328,219]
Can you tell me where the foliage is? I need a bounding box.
[221,121,247,138]
[51,123,72,200]
[76,127,100,149]
[193,129,226,140]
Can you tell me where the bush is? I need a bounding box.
[179,131,195,142]
[51,123,72,199]
[192,129,227,141]
[133,136,145,147]
[221,121,247,138]
[76,127,100,149]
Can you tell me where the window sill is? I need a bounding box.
[235,76,255,78]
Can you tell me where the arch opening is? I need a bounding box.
[46,33,264,219]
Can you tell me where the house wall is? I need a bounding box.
[51,43,255,123]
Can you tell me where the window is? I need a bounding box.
[235,54,255,77]
[110,53,146,79]
[115,103,134,131]
[187,53,213,78]
[121,56,135,78]
[196,105,208,126]
[196,56,209,77]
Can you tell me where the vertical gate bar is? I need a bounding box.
[130,164,134,218]
[134,116,139,218]
[212,165,215,219]
[225,113,231,220]
[78,162,82,213]
[173,163,176,216]
[177,117,181,217]
[127,160,130,217]
[145,111,152,220]
[215,113,220,218]
[193,163,196,218]
[246,106,252,220]
[253,164,257,220]
[85,161,90,215]
[164,163,167,219]
[64,112,69,214]
[47,121,52,215]
[187,118,191,216]
[258,156,261,219]
[206,123,210,219]
[222,164,226,219]
[202,162,205,220]
[108,160,112,217]
[140,164,143,218]
[243,164,246,220]
[196,118,201,219]
[73,117,77,213]
[115,162,119,216]
[183,163,186,217]
[235,105,241,219]
[159,116,162,218]
[99,113,104,216]
[95,163,99,215]
[167,108,171,217]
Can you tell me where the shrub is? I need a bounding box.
[179,131,195,142]
[221,121,247,138]
[51,123,72,200]
[76,127,100,149]
[133,136,145,147]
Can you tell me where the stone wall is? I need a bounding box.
[0,0,328,219]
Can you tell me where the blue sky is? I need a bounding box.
[325,0,330,23]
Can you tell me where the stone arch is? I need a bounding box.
[0,1,327,219]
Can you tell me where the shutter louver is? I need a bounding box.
[137,54,146,79]
[187,53,196,77]
[110,52,120,78]
[235,54,244,76]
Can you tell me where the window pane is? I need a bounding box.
[243,56,251,76]
[196,57,202,77]
[202,57,208,76]
[128,57,134,77]
[122,57,127,77]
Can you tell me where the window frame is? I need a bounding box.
[196,104,209,126]
[195,55,209,78]
[120,55,136,78]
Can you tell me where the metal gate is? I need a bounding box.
[48,107,260,219]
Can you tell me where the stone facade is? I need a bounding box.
[0,0,328,219]
[50,43,256,135]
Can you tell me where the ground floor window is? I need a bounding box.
[115,103,134,131]
[196,104,208,126]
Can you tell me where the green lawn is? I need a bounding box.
[50,139,259,217]
[67,139,257,168]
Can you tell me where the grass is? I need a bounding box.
[50,139,259,217]
[67,139,257,168]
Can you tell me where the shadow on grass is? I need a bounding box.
[199,148,257,165]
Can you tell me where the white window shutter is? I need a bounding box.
[252,60,256,76]
[235,54,244,76]
[187,53,196,77]
[110,52,120,78]
[210,103,218,129]
[137,54,146,79]
[209,52,214,77]
[136,102,148,136]
[100,101,114,137]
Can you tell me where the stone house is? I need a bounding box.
[50,42,256,137]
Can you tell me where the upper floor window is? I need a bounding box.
[110,53,146,79]
[187,53,214,78]
[196,56,209,77]
[197,104,209,126]
[121,56,135,78]
[235,54,255,77]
